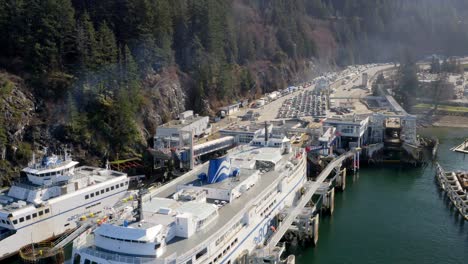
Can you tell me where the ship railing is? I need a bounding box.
[27,159,74,171]
[12,177,71,190]
[80,247,176,264]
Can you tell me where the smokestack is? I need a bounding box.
[264,121,268,144]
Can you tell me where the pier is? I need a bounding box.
[253,150,355,261]
[435,163,468,220]
[451,138,468,154]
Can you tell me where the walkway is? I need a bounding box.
[262,150,356,251]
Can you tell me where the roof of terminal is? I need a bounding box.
[159,115,208,129]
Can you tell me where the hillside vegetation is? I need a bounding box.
[0,0,468,181]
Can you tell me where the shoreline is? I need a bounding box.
[416,114,468,129]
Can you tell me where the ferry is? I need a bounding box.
[0,150,130,259]
[72,129,307,264]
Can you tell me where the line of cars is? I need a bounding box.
[277,90,327,119]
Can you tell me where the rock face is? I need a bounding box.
[0,72,35,145]
[139,68,187,139]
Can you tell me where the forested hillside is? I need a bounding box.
[1,0,468,181]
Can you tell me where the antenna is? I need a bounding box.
[31,151,36,168]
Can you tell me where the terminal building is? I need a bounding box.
[323,115,370,149]
[154,110,211,150]
[220,120,310,145]
[220,123,272,144]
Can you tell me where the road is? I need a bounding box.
[330,64,395,115]
[209,64,395,137]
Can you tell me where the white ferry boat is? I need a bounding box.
[0,151,130,259]
[72,130,307,264]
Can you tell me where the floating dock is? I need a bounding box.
[435,163,468,220]
[451,139,468,154]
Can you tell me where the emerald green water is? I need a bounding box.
[297,128,468,264]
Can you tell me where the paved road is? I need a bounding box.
[210,64,395,137]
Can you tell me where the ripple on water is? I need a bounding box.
[297,127,468,264]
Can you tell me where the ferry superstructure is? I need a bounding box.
[0,151,130,259]
[72,130,307,264]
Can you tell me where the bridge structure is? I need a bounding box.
[191,136,236,157]
[254,150,356,258]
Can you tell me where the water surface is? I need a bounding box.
[297,127,468,264]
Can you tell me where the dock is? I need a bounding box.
[252,150,355,260]
[435,163,468,220]
[451,138,468,154]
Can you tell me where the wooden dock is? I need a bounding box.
[451,139,468,154]
[435,163,468,220]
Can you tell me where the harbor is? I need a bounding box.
[3,64,467,264]
[295,127,468,264]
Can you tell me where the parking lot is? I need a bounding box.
[276,90,327,119]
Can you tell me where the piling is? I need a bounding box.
[435,164,468,220]
[322,187,335,215]
[336,168,347,191]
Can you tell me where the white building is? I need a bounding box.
[220,123,272,144]
[323,114,370,149]
[154,110,211,149]
[220,103,241,116]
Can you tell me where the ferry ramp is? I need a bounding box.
[192,136,236,158]
[262,150,356,251]
[52,222,94,250]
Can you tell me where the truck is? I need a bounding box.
[219,110,226,118]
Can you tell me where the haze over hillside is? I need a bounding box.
[0,0,468,181]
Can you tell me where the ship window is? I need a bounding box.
[106,188,109,192]
[33,213,37,218]
[84,259,91,264]
[19,217,24,223]
[45,209,50,214]
[0,220,5,224]
[115,184,119,189]
[227,261,231,264]
[100,190,104,194]
[26,215,31,220]
[13,220,17,224]
[90,193,94,198]
[120,183,124,187]
[186,260,192,264]
[73,253,81,264]
[95,191,99,196]
[125,181,128,185]
[39,211,43,216]
[85,195,89,199]
[195,248,207,259]
[111,186,114,190]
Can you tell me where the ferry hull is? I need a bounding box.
[0,190,127,260]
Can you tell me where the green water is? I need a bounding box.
[297,127,468,264]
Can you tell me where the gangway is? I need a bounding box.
[191,136,236,157]
[52,222,93,250]
[260,150,356,251]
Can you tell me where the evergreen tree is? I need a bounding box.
[76,12,98,70]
